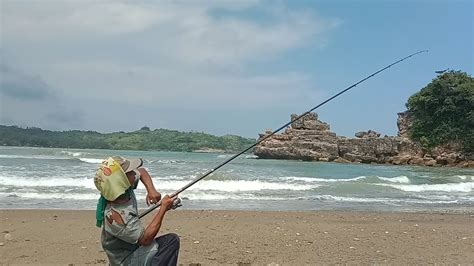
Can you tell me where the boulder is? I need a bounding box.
[355,130,381,139]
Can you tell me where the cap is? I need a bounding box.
[94,156,142,201]
[111,156,143,173]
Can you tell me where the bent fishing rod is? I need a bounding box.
[139,50,428,219]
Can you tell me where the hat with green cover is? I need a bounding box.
[94,156,143,201]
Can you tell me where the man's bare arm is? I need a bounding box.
[138,195,175,246]
[138,168,161,205]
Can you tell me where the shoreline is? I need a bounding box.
[2,144,472,168]
[2,207,474,214]
[1,209,473,264]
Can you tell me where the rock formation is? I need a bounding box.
[397,111,413,138]
[254,112,473,167]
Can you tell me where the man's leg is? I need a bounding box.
[151,233,180,266]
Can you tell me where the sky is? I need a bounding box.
[0,0,473,138]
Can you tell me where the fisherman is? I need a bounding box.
[94,156,180,265]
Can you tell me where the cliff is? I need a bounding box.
[254,112,473,167]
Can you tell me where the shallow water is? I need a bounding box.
[1,146,473,212]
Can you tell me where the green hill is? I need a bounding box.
[0,126,256,152]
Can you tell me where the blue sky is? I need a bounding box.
[1,0,472,138]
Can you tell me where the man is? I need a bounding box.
[94,156,180,265]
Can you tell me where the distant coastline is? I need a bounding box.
[193,148,227,153]
[0,125,256,153]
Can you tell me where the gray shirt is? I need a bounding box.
[101,190,158,265]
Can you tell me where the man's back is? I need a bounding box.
[101,190,158,265]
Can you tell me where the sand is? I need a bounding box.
[1,209,473,265]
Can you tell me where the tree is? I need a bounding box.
[406,71,473,151]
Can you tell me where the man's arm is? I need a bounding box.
[138,168,161,205]
[138,195,175,246]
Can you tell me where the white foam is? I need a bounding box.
[378,176,411,184]
[284,176,366,183]
[457,175,472,181]
[0,176,96,189]
[316,195,391,202]
[156,159,185,164]
[0,155,67,160]
[78,158,103,164]
[61,151,85,157]
[7,192,98,200]
[177,192,273,201]
[151,179,318,192]
[378,182,474,193]
[153,175,194,181]
[313,195,461,204]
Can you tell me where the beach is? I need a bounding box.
[1,148,474,264]
[1,209,473,265]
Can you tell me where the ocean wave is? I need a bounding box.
[456,175,473,181]
[78,158,103,164]
[0,153,104,164]
[0,176,96,189]
[377,176,410,184]
[0,154,68,160]
[155,159,187,164]
[2,192,99,200]
[153,175,195,181]
[176,192,286,201]
[0,191,287,201]
[2,190,472,204]
[283,176,367,183]
[61,151,85,157]
[310,195,462,204]
[149,179,318,192]
[377,182,474,193]
[0,175,316,192]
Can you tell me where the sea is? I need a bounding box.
[1,146,473,213]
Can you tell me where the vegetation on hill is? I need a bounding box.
[0,125,256,152]
[406,71,473,152]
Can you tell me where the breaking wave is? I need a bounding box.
[377,182,474,193]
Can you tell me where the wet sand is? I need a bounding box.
[1,209,473,265]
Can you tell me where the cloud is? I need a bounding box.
[0,65,84,129]
[1,1,161,38]
[0,64,53,100]
[2,1,339,66]
[155,8,339,66]
[1,1,340,134]
[47,107,84,127]
[34,61,324,111]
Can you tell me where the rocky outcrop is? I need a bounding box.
[355,130,381,139]
[397,111,413,138]
[256,113,339,161]
[254,112,473,167]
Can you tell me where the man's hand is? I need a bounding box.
[139,194,176,246]
[161,195,177,211]
[146,189,162,206]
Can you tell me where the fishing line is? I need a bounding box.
[139,50,428,219]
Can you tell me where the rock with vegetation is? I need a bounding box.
[406,70,473,152]
[255,71,473,167]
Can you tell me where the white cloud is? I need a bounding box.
[37,61,320,110]
[2,1,339,65]
[1,1,161,37]
[1,1,339,133]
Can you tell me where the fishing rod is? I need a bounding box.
[139,50,428,219]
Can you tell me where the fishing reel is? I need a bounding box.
[171,197,182,210]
